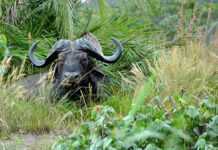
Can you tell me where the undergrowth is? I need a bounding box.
[0,0,217,149]
[52,84,218,149]
[0,76,73,138]
[52,40,218,149]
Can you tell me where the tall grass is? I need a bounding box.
[149,41,218,99]
[0,1,218,148]
[0,66,80,137]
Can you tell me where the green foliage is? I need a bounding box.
[0,0,217,149]
[0,34,10,76]
[128,77,155,116]
[52,97,218,149]
[0,34,9,59]
[103,94,132,116]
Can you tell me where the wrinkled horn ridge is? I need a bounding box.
[78,38,123,63]
[29,42,59,67]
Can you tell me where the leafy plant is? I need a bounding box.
[0,1,218,149]
[52,97,218,149]
[0,34,11,76]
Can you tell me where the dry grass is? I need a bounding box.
[149,41,218,98]
[0,67,77,138]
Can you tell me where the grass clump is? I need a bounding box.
[149,41,218,99]
[0,69,78,138]
[103,94,132,116]
[0,87,66,137]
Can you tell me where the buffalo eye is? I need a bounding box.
[80,54,88,66]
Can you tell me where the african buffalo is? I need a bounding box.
[24,33,123,100]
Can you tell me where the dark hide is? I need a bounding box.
[51,49,105,99]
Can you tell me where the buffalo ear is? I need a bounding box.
[91,69,105,81]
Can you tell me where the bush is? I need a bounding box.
[52,101,218,149]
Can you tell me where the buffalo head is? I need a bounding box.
[28,33,123,99]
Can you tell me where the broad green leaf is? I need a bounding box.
[207,115,218,138]
[0,34,7,48]
[185,106,200,119]
[195,138,207,150]
[145,144,162,150]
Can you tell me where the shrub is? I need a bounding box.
[52,100,218,149]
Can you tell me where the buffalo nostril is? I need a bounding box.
[64,72,71,78]
[64,72,80,79]
[71,72,80,79]
[73,74,79,79]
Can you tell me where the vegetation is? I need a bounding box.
[0,0,217,149]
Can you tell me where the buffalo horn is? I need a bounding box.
[29,41,62,67]
[75,33,123,63]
